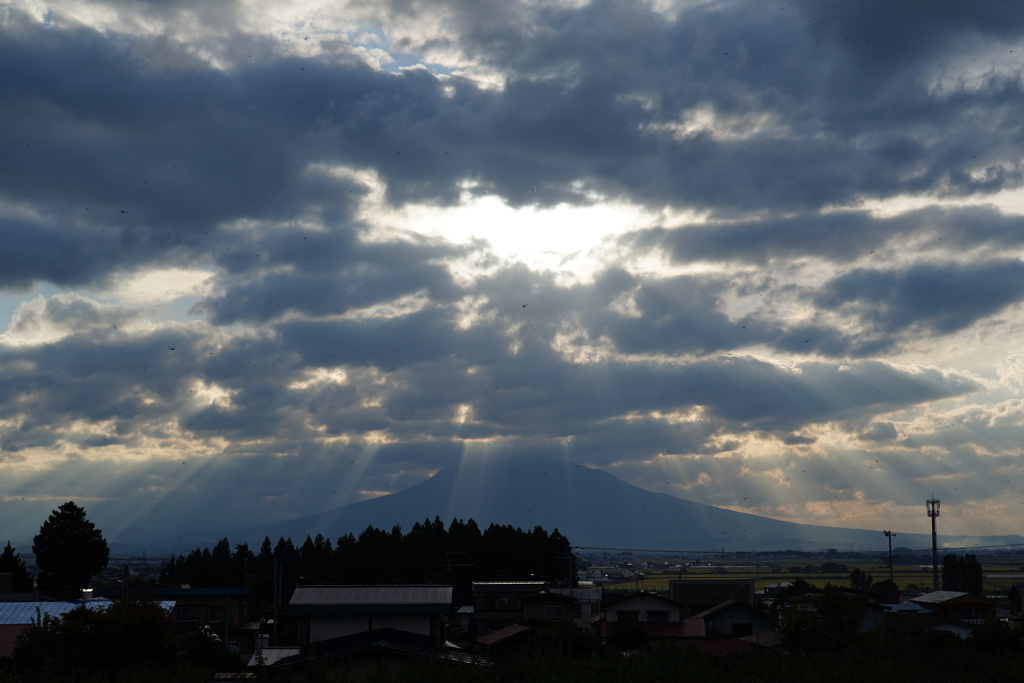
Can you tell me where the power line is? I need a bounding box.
[572,541,1024,554]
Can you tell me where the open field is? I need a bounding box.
[596,556,1024,601]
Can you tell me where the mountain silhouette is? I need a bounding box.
[238,457,1019,552]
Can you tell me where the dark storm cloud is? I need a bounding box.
[583,274,739,355]
[632,205,1024,267]
[363,0,1024,212]
[278,309,468,371]
[5,0,1024,263]
[561,268,866,359]
[1,13,450,280]
[200,232,464,324]
[796,0,1024,73]
[818,259,1024,336]
[611,356,978,433]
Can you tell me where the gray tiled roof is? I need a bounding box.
[290,585,452,606]
[910,590,969,604]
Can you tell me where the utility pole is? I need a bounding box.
[927,498,940,591]
[883,530,894,584]
[121,564,129,606]
[272,553,279,647]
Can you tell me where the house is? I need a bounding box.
[471,581,548,636]
[877,613,977,639]
[551,585,603,627]
[94,585,250,648]
[520,591,577,625]
[288,585,453,646]
[472,591,592,663]
[668,579,755,615]
[756,581,794,610]
[908,590,997,624]
[264,628,477,681]
[600,591,705,643]
[262,585,468,681]
[0,598,175,657]
[692,599,773,638]
[453,604,474,636]
[475,623,535,664]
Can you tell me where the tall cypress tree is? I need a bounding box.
[32,501,110,597]
[0,541,34,592]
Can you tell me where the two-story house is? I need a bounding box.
[908,590,997,624]
[262,585,464,679]
[288,584,453,646]
[668,579,755,616]
[601,591,705,642]
[471,581,548,636]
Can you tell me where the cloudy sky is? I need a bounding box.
[3,0,1024,548]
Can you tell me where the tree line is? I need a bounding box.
[160,517,575,606]
[942,552,984,594]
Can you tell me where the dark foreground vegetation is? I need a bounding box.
[5,620,1024,683]
[370,627,1024,683]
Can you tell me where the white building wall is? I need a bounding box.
[606,594,681,622]
[309,614,432,641]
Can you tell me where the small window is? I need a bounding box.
[617,610,639,622]
[208,606,229,622]
[647,610,670,623]
[544,605,564,619]
[173,606,197,622]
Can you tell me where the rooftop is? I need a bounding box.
[290,585,452,606]
[0,599,176,625]
[288,585,453,617]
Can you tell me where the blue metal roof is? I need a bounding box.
[94,587,248,598]
[0,599,176,625]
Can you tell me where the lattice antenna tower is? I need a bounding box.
[927,496,940,591]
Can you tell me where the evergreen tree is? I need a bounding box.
[850,566,873,592]
[32,501,109,597]
[249,537,276,608]
[0,541,34,592]
[942,553,984,594]
[961,553,984,595]
[160,522,576,608]
[258,536,274,563]
[941,553,959,591]
[298,533,333,583]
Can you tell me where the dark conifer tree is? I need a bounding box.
[32,501,110,597]
[0,541,34,592]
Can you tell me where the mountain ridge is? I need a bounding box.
[231,457,1021,552]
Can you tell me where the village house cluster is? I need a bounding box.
[3,567,1023,678]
